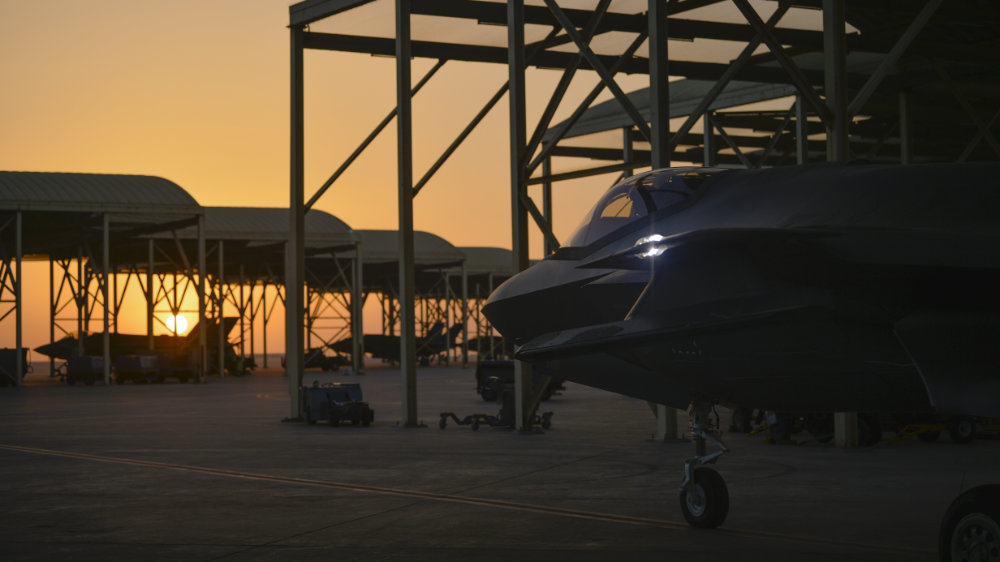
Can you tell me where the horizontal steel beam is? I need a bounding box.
[289,0,374,27]
[302,31,834,84]
[549,146,652,160]
[527,162,643,184]
[302,31,648,73]
[409,0,834,48]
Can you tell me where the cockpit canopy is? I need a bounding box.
[565,168,725,248]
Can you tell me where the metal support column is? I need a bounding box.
[824,0,849,162]
[656,404,678,441]
[239,264,246,358]
[508,0,533,431]
[15,211,22,385]
[352,244,364,374]
[648,0,670,168]
[248,282,255,367]
[77,246,84,357]
[218,240,226,376]
[102,214,110,385]
[899,90,912,164]
[703,111,716,166]
[461,262,468,367]
[796,94,808,164]
[824,0,856,446]
[397,0,418,427]
[147,240,154,351]
[48,257,55,378]
[112,266,118,334]
[287,24,306,418]
[197,214,206,382]
[623,127,634,177]
[650,0,678,437]
[835,412,859,448]
[262,285,270,368]
[541,153,554,257]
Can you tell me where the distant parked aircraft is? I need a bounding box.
[329,322,465,365]
[36,317,241,378]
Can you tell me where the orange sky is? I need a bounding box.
[0,1,635,244]
[1,0,800,352]
[0,1,630,351]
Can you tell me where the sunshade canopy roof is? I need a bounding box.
[164,206,357,251]
[358,229,465,267]
[456,247,515,277]
[0,171,201,215]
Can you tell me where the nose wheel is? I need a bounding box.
[679,402,730,528]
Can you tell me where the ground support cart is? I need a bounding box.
[66,356,104,386]
[300,382,374,426]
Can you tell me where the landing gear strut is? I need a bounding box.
[679,402,730,528]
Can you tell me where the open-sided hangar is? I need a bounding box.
[0,173,512,389]
[286,0,1000,437]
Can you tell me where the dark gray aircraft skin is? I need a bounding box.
[485,162,1000,418]
[482,162,1000,527]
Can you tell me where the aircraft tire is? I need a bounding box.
[939,486,1000,562]
[679,468,729,529]
[948,417,975,444]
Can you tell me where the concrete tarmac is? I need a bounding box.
[1,365,996,561]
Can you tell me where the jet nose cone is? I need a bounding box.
[482,276,523,341]
[35,340,71,360]
[482,260,593,343]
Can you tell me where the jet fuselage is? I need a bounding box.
[483,163,1000,417]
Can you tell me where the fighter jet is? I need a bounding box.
[329,322,465,365]
[36,317,240,375]
[483,162,1000,528]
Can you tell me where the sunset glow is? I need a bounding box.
[165,314,189,335]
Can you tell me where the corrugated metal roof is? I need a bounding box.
[149,207,357,253]
[202,207,355,245]
[457,247,514,276]
[359,229,465,266]
[0,171,201,214]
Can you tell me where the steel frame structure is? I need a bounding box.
[1,210,209,387]
[289,0,1000,433]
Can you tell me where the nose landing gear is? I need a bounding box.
[679,402,730,528]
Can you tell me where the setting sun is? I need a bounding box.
[165,314,189,335]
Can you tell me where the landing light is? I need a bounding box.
[635,234,667,258]
[636,234,666,246]
[640,246,666,258]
